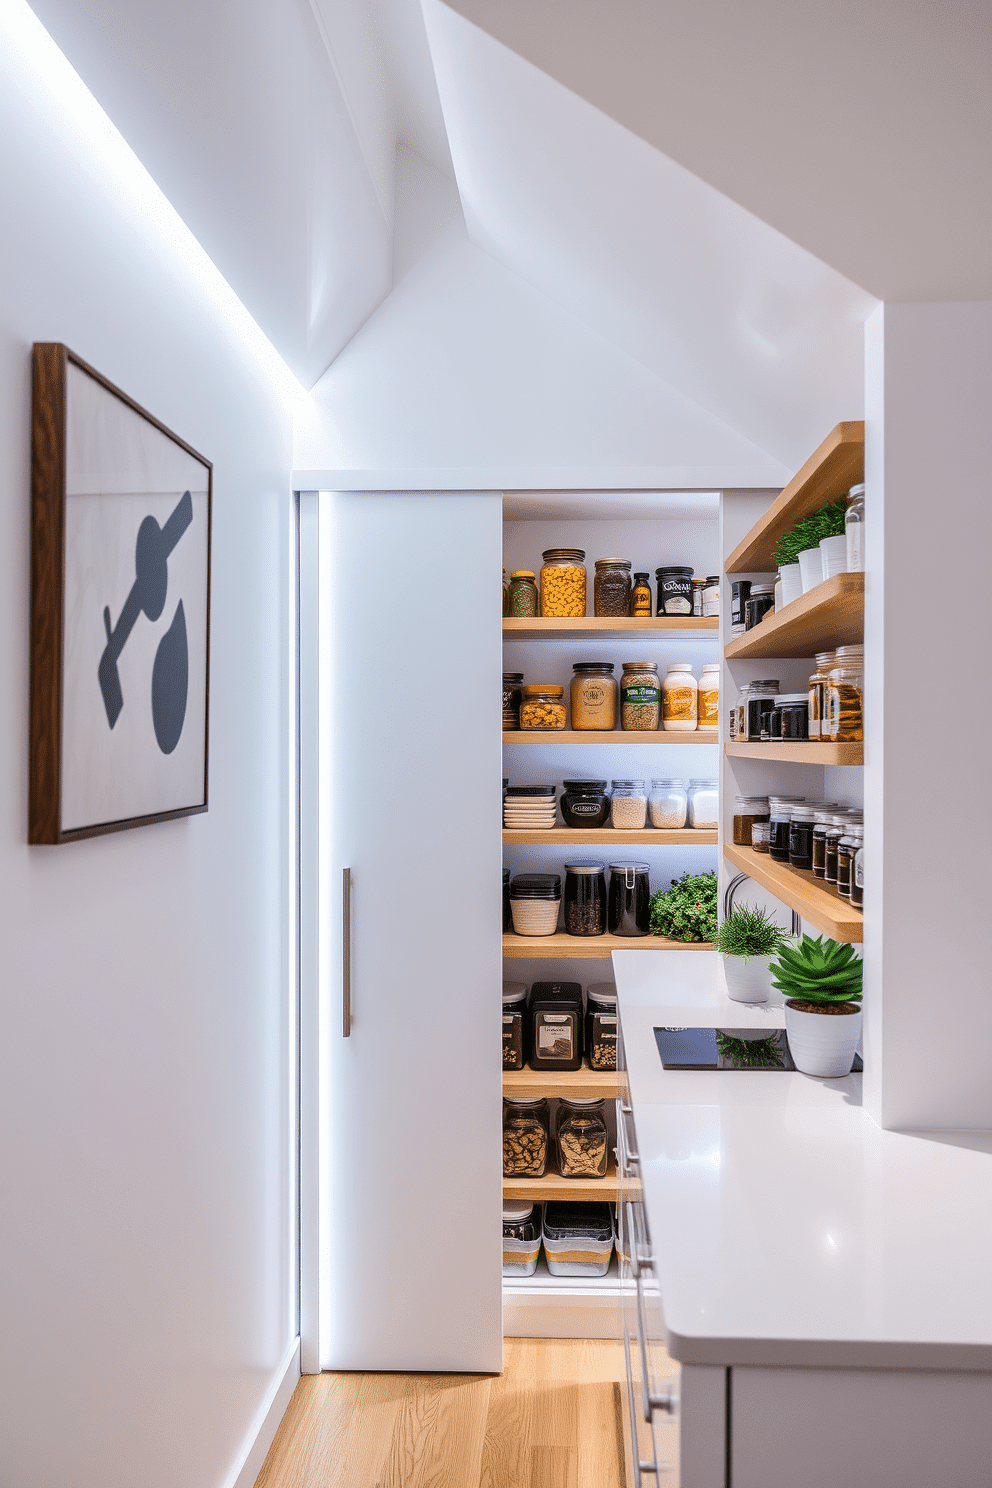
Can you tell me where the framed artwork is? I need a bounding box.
[29,343,212,842]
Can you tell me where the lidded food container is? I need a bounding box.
[519,685,567,731]
[556,1098,609,1178]
[825,645,864,742]
[662,662,698,731]
[585,984,618,1070]
[503,568,509,615]
[543,1202,614,1277]
[503,1097,549,1177]
[570,662,618,731]
[744,680,781,741]
[610,779,648,830]
[560,780,610,829]
[620,662,661,731]
[811,808,837,878]
[702,576,721,617]
[502,1202,541,1277]
[593,558,632,617]
[503,869,511,931]
[631,572,653,616]
[648,778,688,829]
[688,779,719,830]
[540,548,586,617]
[691,578,707,616]
[502,982,529,1070]
[851,837,864,909]
[503,785,556,829]
[563,863,607,937]
[745,582,775,629]
[655,566,694,617]
[837,823,864,899]
[608,861,651,936]
[697,662,720,729]
[807,652,835,742]
[788,804,817,870]
[731,580,751,635]
[846,482,865,573]
[768,794,805,863]
[507,570,539,617]
[508,874,561,937]
[776,694,809,741]
[733,795,770,847]
[824,814,851,884]
[502,672,524,730]
[529,982,583,1071]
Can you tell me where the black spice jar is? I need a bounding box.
[560,780,610,829]
[564,863,607,937]
[744,582,775,630]
[655,566,694,616]
[788,806,816,871]
[778,694,810,741]
[529,982,584,1071]
[502,982,529,1070]
[502,672,524,729]
[608,862,651,937]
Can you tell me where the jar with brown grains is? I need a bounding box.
[593,559,632,617]
[620,662,660,730]
[570,662,618,730]
[519,685,567,730]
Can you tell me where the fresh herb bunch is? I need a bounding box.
[773,498,848,569]
[769,935,863,1003]
[715,1031,786,1069]
[715,904,789,960]
[650,871,718,943]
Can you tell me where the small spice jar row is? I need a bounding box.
[502,1201,614,1279]
[502,979,618,1073]
[727,648,864,745]
[733,794,864,904]
[504,660,719,731]
[504,552,720,619]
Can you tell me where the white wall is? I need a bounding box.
[863,301,992,1131]
[0,19,295,1488]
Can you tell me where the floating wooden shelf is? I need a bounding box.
[725,741,863,766]
[503,827,718,845]
[723,843,863,944]
[503,932,713,959]
[503,1160,621,1203]
[724,573,863,660]
[503,1063,620,1100]
[725,422,864,574]
[503,729,719,746]
[503,617,718,639]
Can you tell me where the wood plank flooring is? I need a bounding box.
[254,1340,627,1488]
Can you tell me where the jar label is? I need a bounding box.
[663,595,692,614]
[581,685,607,706]
[698,687,719,726]
[569,800,602,816]
[663,686,697,721]
[622,684,660,706]
[854,850,864,888]
[538,1022,574,1057]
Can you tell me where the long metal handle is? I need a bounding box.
[342,868,352,1038]
[624,1324,658,1482]
[634,1265,678,1418]
[725,870,801,936]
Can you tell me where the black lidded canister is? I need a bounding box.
[608,862,651,937]
[528,981,583,1071]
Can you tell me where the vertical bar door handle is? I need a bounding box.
[342,867,352,1037]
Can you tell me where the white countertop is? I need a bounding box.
[613,950,992,1370]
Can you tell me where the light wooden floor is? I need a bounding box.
[254,1339,627,1488]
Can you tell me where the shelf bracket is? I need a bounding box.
[725,870,801,936]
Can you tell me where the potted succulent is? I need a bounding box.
[773,498,848,601]
[715,904,789,1004]
[769,934,863,1077]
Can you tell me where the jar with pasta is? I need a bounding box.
[662,663,698,731]
[540,548,586,617]
[697,662,720,730]
[556,1098,608,1179]
[503,1097,549,1178]
[824,644,864,742]
[593,558,632,617]
[570,662,618,730]
[620,662,660,730]
[519,684,567,731]
[507,571,539,617]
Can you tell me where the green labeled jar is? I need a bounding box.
[620,661,660,731]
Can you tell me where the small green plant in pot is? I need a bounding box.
[774,497,848,603]
[770,935,863,1077]
[715,905,790,1004]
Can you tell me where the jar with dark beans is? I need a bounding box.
[507,571,539,616]
[788,806,817,871]
[563,863,607,937]
[593,559,632,617]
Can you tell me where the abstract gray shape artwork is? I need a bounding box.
[151,600,188,755]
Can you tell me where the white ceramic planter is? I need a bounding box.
[798,546,824,593]
[778,563,803,607]
[785,1001,862,1077]
[722,953,772,1004]
[819,533,847,579]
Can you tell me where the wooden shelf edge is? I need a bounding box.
[502,828,718,844]
[503,729,719,745]
[724,742,863,766]
[503,1064,620,1100]
[723,572,863,660]
[503,1165,620,1203]
[725,422,864,574]
[503,617,718,637]
[723,843,862,944]
[503,933,714,959]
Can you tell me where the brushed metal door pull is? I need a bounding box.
[342,867,352,1038]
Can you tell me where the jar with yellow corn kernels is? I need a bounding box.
[540,549,586,617]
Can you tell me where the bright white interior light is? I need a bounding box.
[2,0,309,411]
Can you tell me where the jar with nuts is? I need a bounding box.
[503,1097,549,1178]
[563,862,607,937]
[540,548,587,617]
[556,1098,609,1179]
[519,684,567,730]
[620,661,661,730]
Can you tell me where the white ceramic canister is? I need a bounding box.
[798,546,824,593]
[819,533,848,580]
[661,663,698,732]
[779,563,803,606]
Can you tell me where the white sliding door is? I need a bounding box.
[305,491,503,1372]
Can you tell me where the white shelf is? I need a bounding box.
[502,1257,621,1339]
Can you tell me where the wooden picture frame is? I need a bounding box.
[29,343,212,843]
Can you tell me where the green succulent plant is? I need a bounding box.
[715,904,790,960]
[773,498,848,569]
[769,934,863,1004]
[649,871,718,943]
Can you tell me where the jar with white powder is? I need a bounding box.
[687,779,719,830]
[648,779,688,829]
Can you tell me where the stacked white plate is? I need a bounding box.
[503,785,557,829]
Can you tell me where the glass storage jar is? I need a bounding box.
[608,862,651,936]
[631,572,652,616]
[744,582,775,629]
[502,1202,541,1277]
[570,662,618,731]
[556,1098,609,1178]
[509,873,562,937]
[734,683,751,741]
[697,663,720,729]
[846,482,865,573]
[807,651,835,742]
[620,662,661,731]
[733,795,770,847]
[564,863,607,937]
[507,570,539,617]
[655,566,694,616]
[688,779,719,830]
[811,809,835,878]
[744,680,781,740]
[837,825,863,899]
[529,982,583,1071]
[503,1097,549,1177]
[767,794,805,863]
[788,805,817,870]
[519,684,567,731]
[825,645,864,742]
[751,820,771,853]
[593,558,632,617]
[692,578,707,616]
[540,548,586,617]
[560,780,610,828]
[610,780,647,830]
[702,575,721,617]
[543,1202,614,1277]
[662,663,698,731]
[824,815,850,884]
[648,778,688,829]
[778,694,810,741]
[502,671,524,730]
[851,839,864,909]
[767,706,783,740]
[502,982,529,1070]
[585,984,618,1070]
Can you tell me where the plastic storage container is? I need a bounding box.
[529,982,583,1071]
[502,1202,541,1277]
[556,1098,609,1178]
[688,779,719,830]
[519,685,567,731]
[620,662,661,731]
[503,1097,549,1177]
[648,778,688,829]
[661,663,698,731]
[509,874,561,936]
[563,863,607,937]
[540,549,586,617]
[560,780,610,829]
[543,1202,614,1277]
[608,862,650,936]
[655,566,694,617]
[570,662,618,731]
[585,984,618,1070]
[593,558,632,617]
[697,662,720,728]
[610,780,647,830]
[502,982,529,1070]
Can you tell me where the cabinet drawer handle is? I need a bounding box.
[634,1263,677,1419]
[624,1324,659,1482]
[342,867,352,1038]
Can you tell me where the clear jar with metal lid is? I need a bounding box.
[593,558,632,617]
[824,815,851,884]
[662,662,698,732]
[648,778,688,829]
[688,778,719,830]
[851,838,864,909]
[570,662,618,730]
[837,825,863,899]
[745,581,776,630]
[620,662,661,730]
[744,680,781,740]
[825,645,864,742]
[811,808,836,878]
[556,1098,609,1178]
[733,795,770,847]
[540,548,586,617]
[564,862,607,937]
[585,985,618,1070]
[503,1097,549,1177]
[610,780,648,830]
[502,1201,541,1277]
[768,795,805,863]
[507,571,539,617]
[788,805,818,870]
[519,684,567,730]
[807,651,835,742]
[777,693,810,741]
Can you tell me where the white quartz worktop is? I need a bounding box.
[613,950,992,1370]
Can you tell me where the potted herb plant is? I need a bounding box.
[715,904,789,1004]
[769,934,863,1077]
[773,497,848,601]
[649,871,717,944]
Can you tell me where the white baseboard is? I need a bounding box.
[221,1337,301,1488]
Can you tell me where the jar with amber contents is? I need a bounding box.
[662,663,698,732]
[520,685,567,731]
[824,645,864,742]
[540,549,586,617]
[593,559,632,617]
[697,663,720,729]
[631,573,652,616]
[570,663,618,731]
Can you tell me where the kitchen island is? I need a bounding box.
[613,949,992,1488]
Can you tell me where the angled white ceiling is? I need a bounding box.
[422,0,875,471]
[440,0,992,302]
